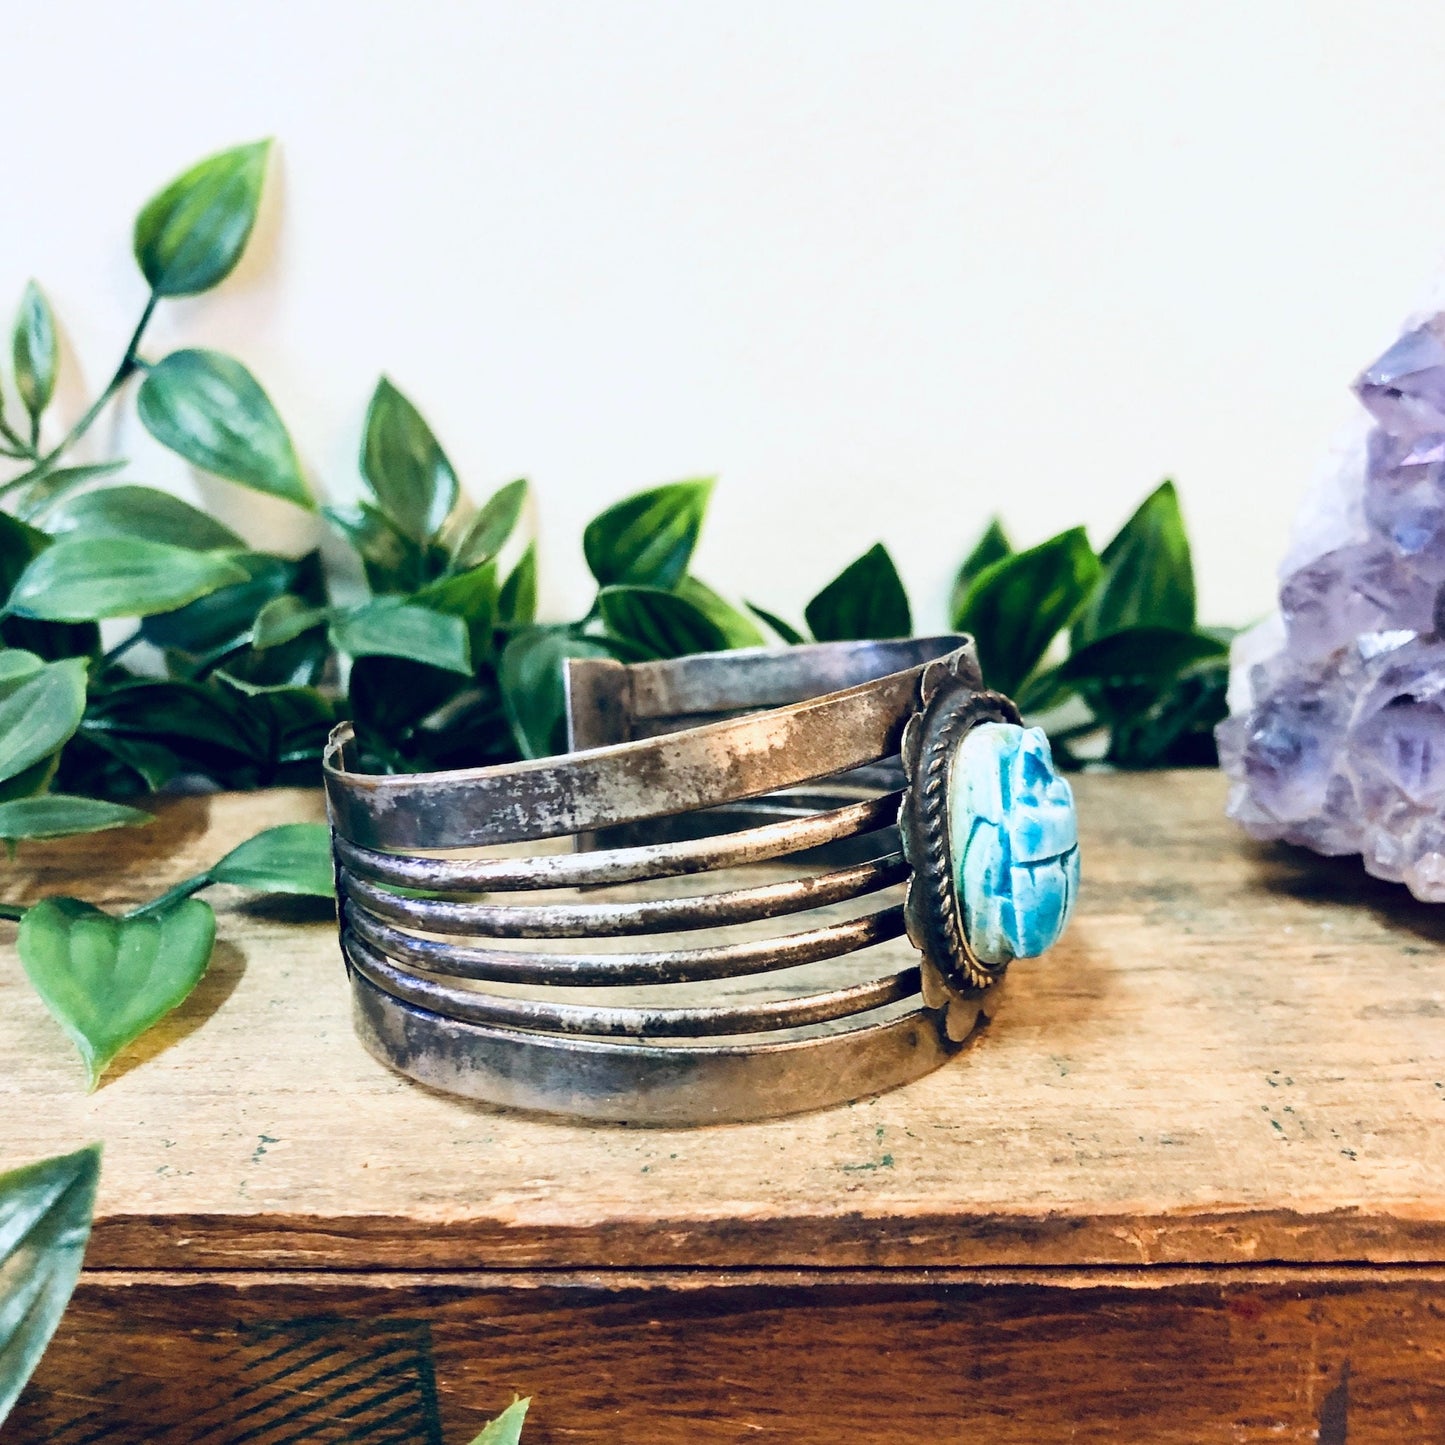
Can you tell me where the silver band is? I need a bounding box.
[324,635,1015,1124]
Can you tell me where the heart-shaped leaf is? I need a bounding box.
[451,478,528,570]
[0,1143,101,1427]
[19,896,216,1088]
[209,822,333,898]
[133,140,271,297]
[469,1397,531,1445]
[46,484,245,552]
[137,350,311,508]
[11,281,57,422]
[583,480,713,590]
[1073,480,1194,646]
[599,585,729,659]
[9,537,249,622]
[0,658,87,786]
[360,378,459,544]
[331,598,472,676]
[804,542,912,642]
[0,796,151,842]
[955,527,1101,695]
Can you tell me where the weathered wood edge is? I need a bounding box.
[86,1205,1445,1272]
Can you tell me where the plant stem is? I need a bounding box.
[125,870,211,919]
[0,901,26,921]
[0,291,158,495]
[0,414,34,458]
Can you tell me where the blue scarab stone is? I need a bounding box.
[947,721,1079,965]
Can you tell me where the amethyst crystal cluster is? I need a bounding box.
[1218,313,1445,901]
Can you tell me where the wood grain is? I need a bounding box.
[9,1268,1443,1442]
[2,771,1443,1272]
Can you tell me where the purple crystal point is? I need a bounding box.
[1221,308,1445,900]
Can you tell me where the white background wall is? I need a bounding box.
[6,1,1445,630]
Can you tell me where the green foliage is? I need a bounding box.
[583,480,712,589]
[8,538,249,621]
[137,350,311,508]
[46,485,244,551]
[470,1397,531,1445]
[953,528,1100,696]
[0,1144,100,1428]
[805,542,912,643]
[208,821,332,897]
[599,585,729,659]
[500,627,614,760]
[955,486,1231,766]
[361,377,459,544]
[0,795,150,843]
[19,895,217,1089]
[11,282,57,425]
[132,140,271,297]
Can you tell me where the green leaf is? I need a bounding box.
[133,140,271,297]
[804,542,912,643]
[600,585,729,660]
[949,518,1012,630]
[583,480,713,590]
[1055,625,1227,686]
[0,658,87,786]
[469,1397,531,1445]
[18,896,216,1088]
[451,478,528,570]
[140,551,300,656]
[11,281,57,421]
[746,602,805,646]
[0,650,45,687]
[677,576,766,648]
[499,543,538,625]
[46,485,245,552]
[331,598,472,676]
[9,538,249,622]
[13,461,129,524]
[251,594,328,650]
[0,796,152,842]
[0,1143,101,1427]
[360,378,459,544]
[416,563,499,663]
[137,350,311,507]
[323,502,427,594]
[1105,656,1229,769]
[955,528,1101,696]
[500,627,614,759]
[209,822,332,897]
[1073,481,1194,646]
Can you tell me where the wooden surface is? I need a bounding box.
[3,770,1444,1440]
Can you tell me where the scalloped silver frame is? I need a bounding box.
[898,650,1023,1041]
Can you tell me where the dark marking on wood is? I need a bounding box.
[1318,1360,1349,1445]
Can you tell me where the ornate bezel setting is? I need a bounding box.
[898,650,1022,1040]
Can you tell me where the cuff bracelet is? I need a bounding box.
[323,635,1079,1125]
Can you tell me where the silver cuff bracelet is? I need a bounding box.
[324,634,1080,1125]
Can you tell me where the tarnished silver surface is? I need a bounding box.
[325,634,1018,1124]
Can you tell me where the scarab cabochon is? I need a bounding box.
[947,721,1079,965]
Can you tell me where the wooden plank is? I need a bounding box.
[10,1268,1443,1442]
[1,772,1443,1270]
